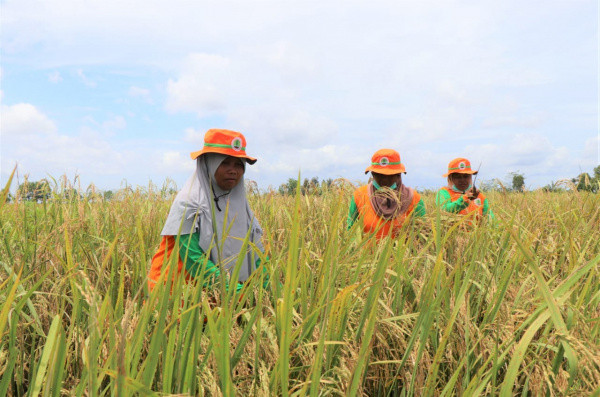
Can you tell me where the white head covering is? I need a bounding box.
[160,153,263,282]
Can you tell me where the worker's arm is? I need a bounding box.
[436,189,468,213]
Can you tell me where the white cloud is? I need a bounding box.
[159,150,195,174]
[76,69,96,87]
[102,116,126,133]
[128,86,152,103]
[183,128,205,144]
[389,107,475,146]
[0,101,206,190]
[481,97,548,129]
[1,1,596,190]
[249,108,338,148]
[262,40,317,78]
[482,114,546,129]
[462,133,573,185]
[582,135,599,166]
[1,103,56,137]
[165,54,231,115]
[128,86,149,97]
[276,144,362,173]
[48,70,62,83]
[1,103,124,180]
[272,111,336,143]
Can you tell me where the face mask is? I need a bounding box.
[373,181,397,190]
[451,184,472,194]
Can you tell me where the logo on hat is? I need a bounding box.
[231,137,242,151]
[459,161,466,170]
[474,198,481,206]
[379,157,389,166]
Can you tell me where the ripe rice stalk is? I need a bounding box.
[1,178,598,395]
[348,239,392,395]
[274,176,303,396]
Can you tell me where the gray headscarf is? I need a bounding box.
[160,153,264,282]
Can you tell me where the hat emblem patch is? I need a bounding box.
[474,198,482,206]
[231,137,242,151]
[459,161,466,170]
[379,157,389,166]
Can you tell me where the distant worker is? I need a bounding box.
[148,129,266,293]
[348,149,426,239]
[435,157,494,220]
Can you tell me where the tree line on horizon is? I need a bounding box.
[5,165,600,202]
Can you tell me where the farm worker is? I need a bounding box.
[347,149,426,239]
[435,157,494,220]
[148,129,265,293]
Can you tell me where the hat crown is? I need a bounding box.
[365,148,406,175]
[204,129,247,148]
[190,128,257,164]
[448,157,471,171]
[442,157,477,177]
[372,149,400,164]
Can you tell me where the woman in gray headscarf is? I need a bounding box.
[148,129,264,293]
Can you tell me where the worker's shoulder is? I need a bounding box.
[354,184,369,195]
[353,184,369,204]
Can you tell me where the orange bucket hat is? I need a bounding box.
[364,149,406,175]
[190,129,257,164]
[443,157,477,177]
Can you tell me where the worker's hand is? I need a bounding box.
[467,186,479,200]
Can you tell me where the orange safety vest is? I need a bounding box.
[353,185,421,239]
[148,236,191,292]
[440,186,486,217]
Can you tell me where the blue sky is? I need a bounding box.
[1,0,598,192]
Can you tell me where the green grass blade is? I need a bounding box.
[0,266,21,337]
[30,315,62,396]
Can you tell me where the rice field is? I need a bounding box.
[1,173,599,396]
